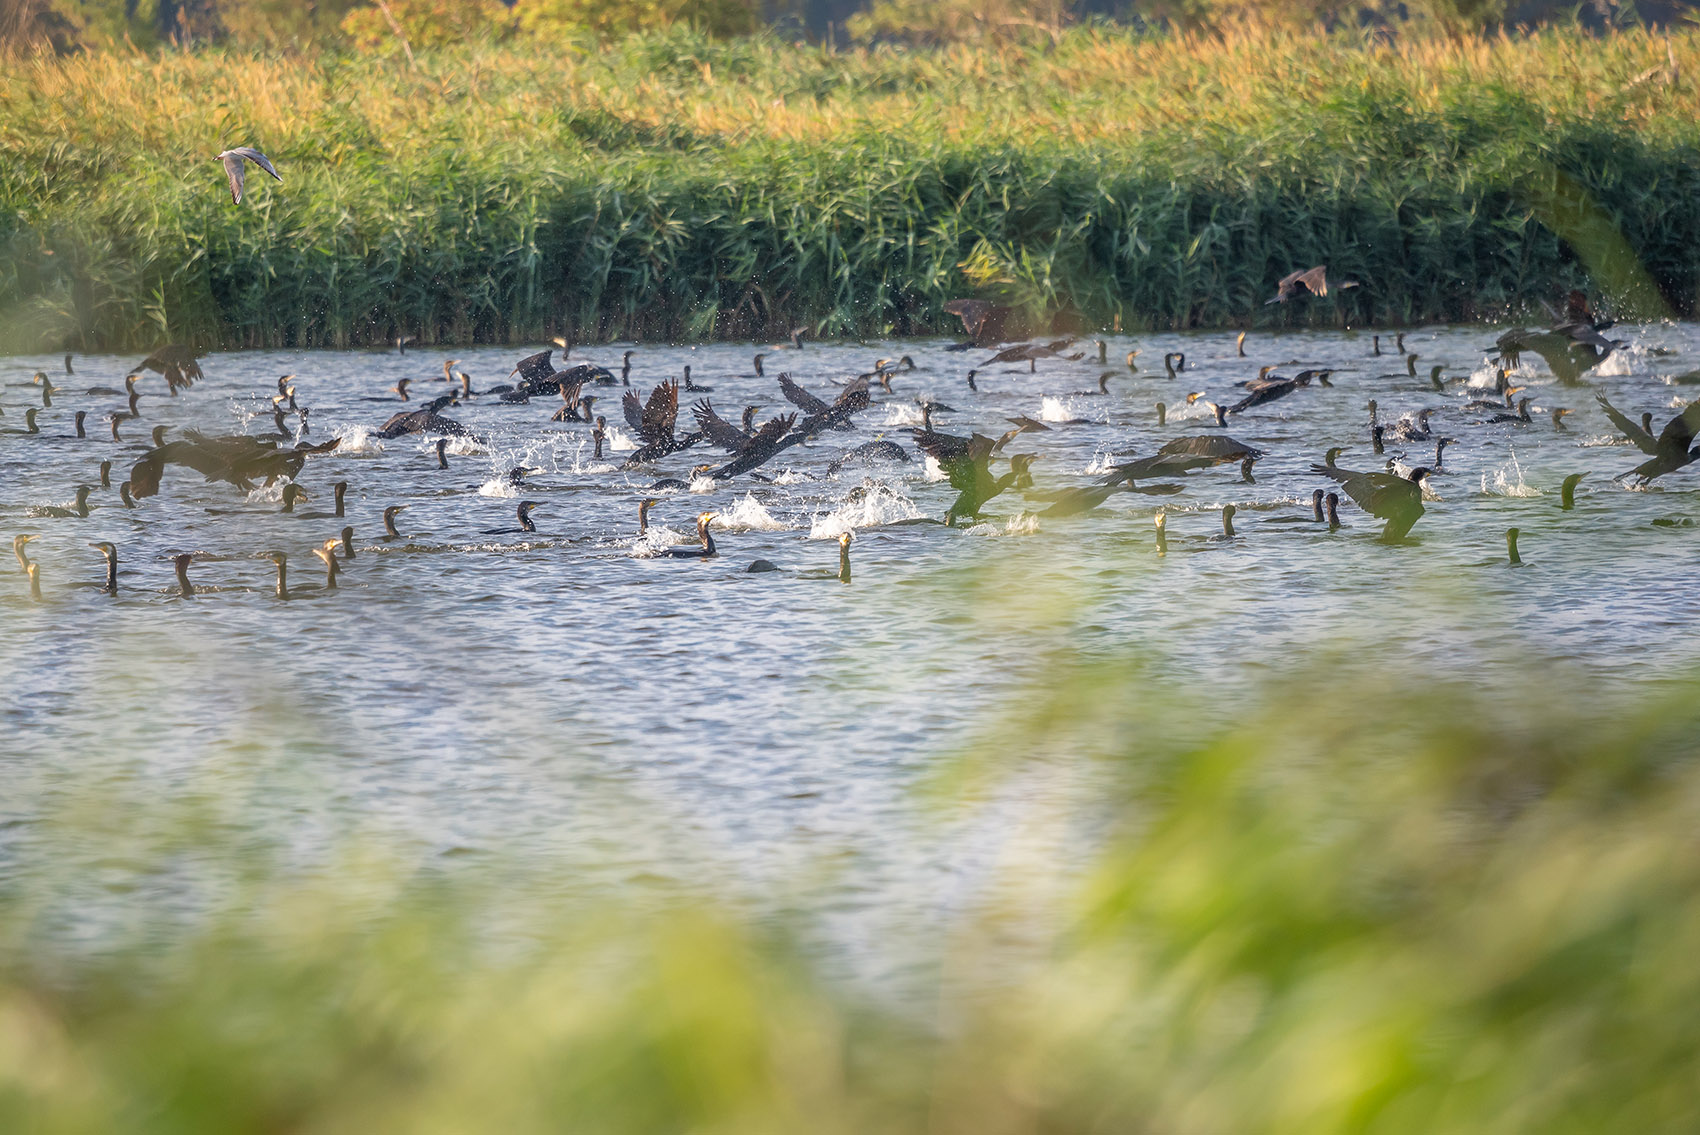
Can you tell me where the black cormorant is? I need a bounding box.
[383,505,407,539]
[1560,472,1584,510]
[172,553,195,597]
[88,542,118,593]
[1266,265,1356,304]
[662,513,718,558]
[32,485,93,518]
[1311,463,1430,540]
[483,501,543,535]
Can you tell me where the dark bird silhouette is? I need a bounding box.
[912,430,1038,525]
[661,513,718,558]
[1595,393,1660,454]
[483,501,544,535]
[622,380,699,466]
[134,344,205,385]
[1267,265,1357,304]
[1610,398,1700,484]
[694,402,798,480]
[943,298,1025,347]
[1310,463,1431,540]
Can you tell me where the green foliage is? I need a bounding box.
[338,0,514,52]
[3,664,1700,1131]
[1,26,1699,350]
[846,0,1075,43]
[515,0,760,39]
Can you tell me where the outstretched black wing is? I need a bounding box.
[778,373,831,415]
[693,399,750,453]
[1595,394,1659,454]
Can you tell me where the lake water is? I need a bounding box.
[3,325,1698,977]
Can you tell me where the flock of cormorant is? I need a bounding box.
[4,273,1694,601]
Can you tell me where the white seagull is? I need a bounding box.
[216,146,283,204]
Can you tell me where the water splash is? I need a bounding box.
[1479,448,1541,497]
[880,403,927,427]
[331,425,384,455]
[714,492,788,532]
[809,481,923,538]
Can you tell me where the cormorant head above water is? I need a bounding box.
[281,484,308,513]
[638,497,660,534]
[383,505,407,539]
[313,546,339,588]
[14,533,38,572]
[88,541,118,593]
[661,513,718,558]
[172,553,194,597]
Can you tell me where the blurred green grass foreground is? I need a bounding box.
[4,662,1699,1133]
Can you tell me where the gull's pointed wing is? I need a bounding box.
[220,152,248,204]
[231,146,283,183]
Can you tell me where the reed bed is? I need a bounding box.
[4,662,1700,1132]
[3,25,1700,349]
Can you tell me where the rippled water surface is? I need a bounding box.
[5,327,1700,969]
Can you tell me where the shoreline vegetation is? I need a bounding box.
[3,26,1700,351]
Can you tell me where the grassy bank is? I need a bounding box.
[3,25,1700,351]
[4,662,1700,1132]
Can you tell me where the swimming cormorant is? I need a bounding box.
[119,482,136,508]
[1488,397,1534,424]
[484,501,543,535]
[436,438,449,469]
[280,484,308,513]
[313,546,339,589]
[172,553,195,598]
[88,542,118,593]
[1506,527,1523,566]
[1155,512,1167,555]
[32,485,93,519]
[661,513,718,558]
[74,410,85,438]
[340,527,357,560]
[267,552,290,599]
[1218,504,1238,539]
[1552,408,1573,431]
[14,534,38,573]
[383,505,407,539]
[682,365,712,393]
[99,460,111,489]
[1311,488,1325,521]
[1326,492,1342,530]
[1560,472,1584,510]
